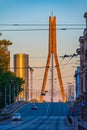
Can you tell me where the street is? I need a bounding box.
[0,102,77,130]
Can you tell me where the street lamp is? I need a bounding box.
[9,82,11,105]
[28,66,34,101]
[16,82,19,102]
[14,83,16,103]
[4,85,7,107]
[0,32,2,36]
[9,79,14,105]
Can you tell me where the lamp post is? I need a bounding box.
[16,82,19,102]
[14,83,15,103]
[4,85,6,107]
[0,32,2,36]
[28,66,33,101]
[9,79,14,105]
[9,82,11,105]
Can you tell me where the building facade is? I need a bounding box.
[14,53,29,101]
[77,12,87,102]
[66,84,74,101]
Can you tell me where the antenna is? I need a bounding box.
[52,11,53,17]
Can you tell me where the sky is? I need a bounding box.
[0,0,87,101]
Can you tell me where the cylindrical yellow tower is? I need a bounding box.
[14,53,29,101]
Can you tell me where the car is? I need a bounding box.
[12,113,21,121]
[31,105,37,110]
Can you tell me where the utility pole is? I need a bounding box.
[5,86,6,107]
[30,68,33,101]
[51,52,54,102]
[14,84,15,103]
[9,83,11,105]
[51,22,54,102]
[16,82,19,102]
[28,66,33,101]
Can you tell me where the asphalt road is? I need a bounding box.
[0,102,76,130]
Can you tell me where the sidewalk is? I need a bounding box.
[0,101,26,122]
[68,116,87,130]
[67,101,87,130]
[68,116,78,130]
[78,118,87,130]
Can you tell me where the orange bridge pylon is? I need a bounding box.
[40,16,66,102]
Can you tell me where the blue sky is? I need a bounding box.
[0,0,87,23]
[0,0,86,56]
[0,0,87,101]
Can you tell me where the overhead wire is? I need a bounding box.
[0,24,80,84]
[59,53,78,69]
[0,28,84,31]
[0,23,85,26]
[60,58,75,69]
[0,23,85,31]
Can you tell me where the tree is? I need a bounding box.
[0,39,12,71]
[0,70,24,109]
[0,39,25,109]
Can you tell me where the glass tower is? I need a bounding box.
[14,53,29,101]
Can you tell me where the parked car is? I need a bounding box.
[12,113,21,121]
[31,105,37,110]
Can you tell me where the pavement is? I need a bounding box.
[68,116,87,130]
[0,101,26,122]
[67,101,87,130]
[77,117,87,130]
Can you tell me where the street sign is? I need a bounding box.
[80,101,85,107]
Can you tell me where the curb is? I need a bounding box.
[0,101,26,122]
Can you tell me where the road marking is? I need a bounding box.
[45,103,50,116]
[45,126,48,130]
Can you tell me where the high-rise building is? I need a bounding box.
[14,53,29,101]
[66,84,74,101]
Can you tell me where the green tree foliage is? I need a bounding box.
[0,70,24,109]
[0,39,25,109]
[0,39,12,71]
